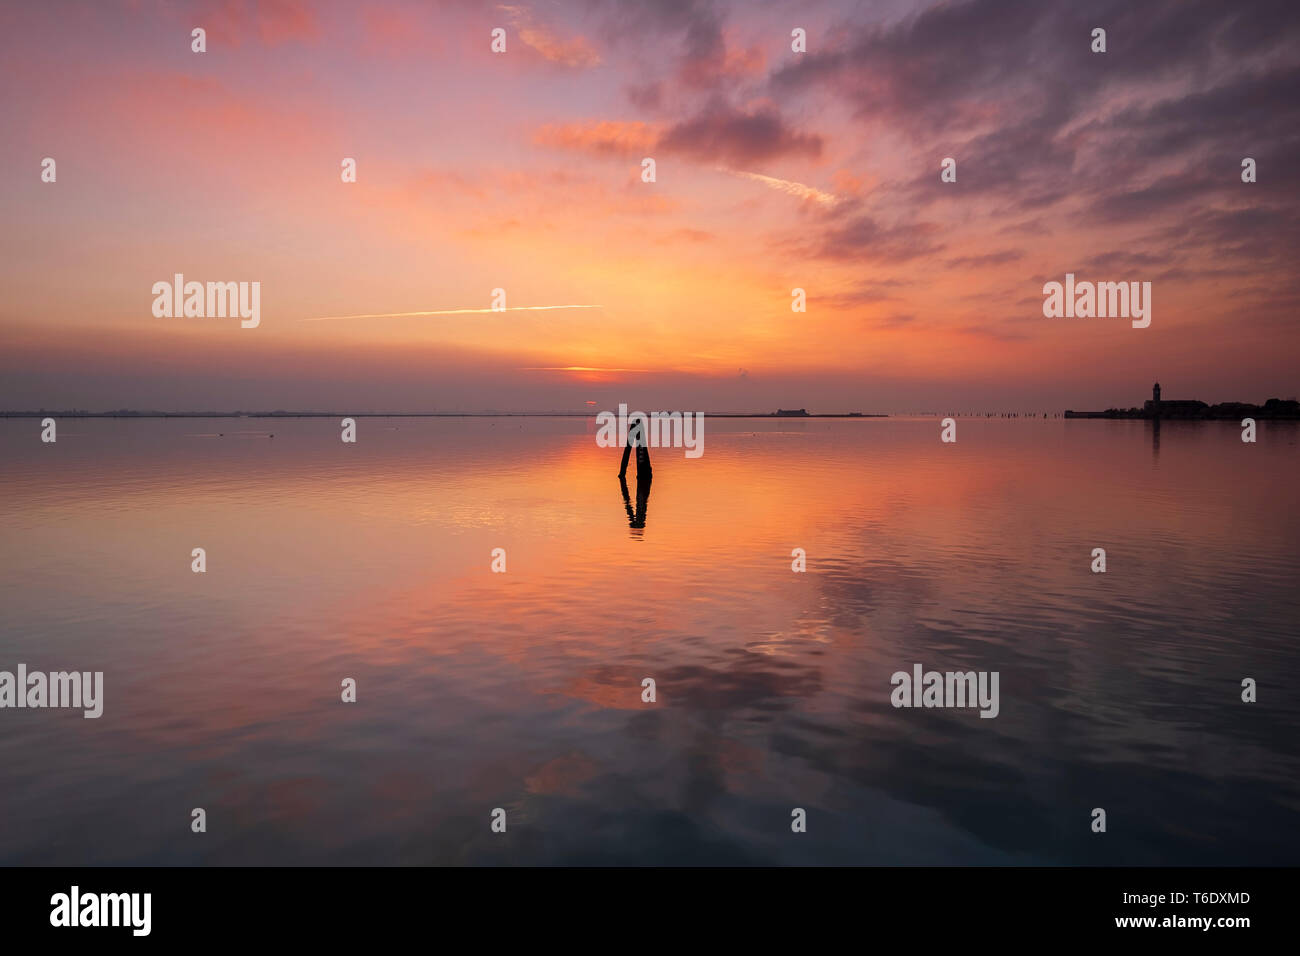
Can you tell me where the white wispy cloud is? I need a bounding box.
[718,168,839,207]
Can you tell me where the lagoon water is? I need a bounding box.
[1,416,1297,865]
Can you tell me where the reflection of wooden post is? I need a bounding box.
[633,472,651,528]
[619,473,652,530]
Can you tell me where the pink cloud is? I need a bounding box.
[193,0,321,47]
[533,120,660,157]
[500,4,599,68]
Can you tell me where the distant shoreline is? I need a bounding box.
[1064,403,1300,421]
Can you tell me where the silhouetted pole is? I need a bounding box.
[618,415,652,480]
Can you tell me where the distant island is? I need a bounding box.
[1066,383,1300,420]
[772,409,878,417]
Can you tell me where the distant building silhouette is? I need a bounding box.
[1065,382,1298,419]
[1143,381,1207,418]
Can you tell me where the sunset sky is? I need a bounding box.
[2,0,1297,413]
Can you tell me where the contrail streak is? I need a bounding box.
[718,167,839,207]
[301,305,603,322]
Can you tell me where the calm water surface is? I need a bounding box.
[1,416,1297,864]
